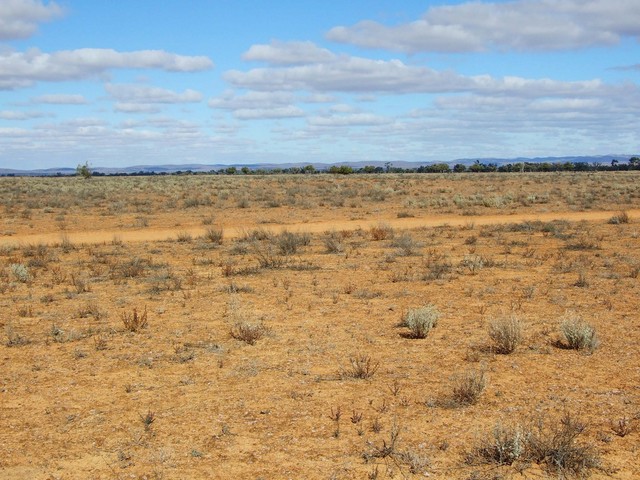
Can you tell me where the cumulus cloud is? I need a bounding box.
[327,0,640,53]
[0,0,63,40]
[0,109,49,120]
[308,112,390,127]
[0,48,214,90]
[234,106,305,120]
[106,83,203,104]
[209,90,304,119]
[243,40,335,65]
[32,93,87,104]
[114,103,161,114]
[227,46,607,98]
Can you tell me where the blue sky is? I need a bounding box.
[0,0,638,169]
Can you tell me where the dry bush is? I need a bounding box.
[251,241,285,269]
[466,423,528,466]
[608,211,630,224]
[230,321,269,345]
[468,413,601,478]
[370,223,394,241]
[449,369,486,407]
[488,316,523,354]
[341,354,379,380]
[527,413,601,477]
[176,231,193,243]
[391,233,421,256]
[202,227,223,245]
[121,307,148,332]
[273,230,310,255]
[324,231,344,253]
[402,304,440,339]
[560,316,599,352]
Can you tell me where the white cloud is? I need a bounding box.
[0,48,214,90]
[226,47,607,98]
[106,83,203,104]
[209,90,304,119]
[243,40,335,65]
[327,0,640,53]
[234,106,305,119]
[0,109,49,120]
[32,93,87,104]
[308,112,390,127]
[0,0,63,40]
[114,103,160,114]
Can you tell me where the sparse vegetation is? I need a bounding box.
[488,316,523,354]
[402,304,440,338]
[0,172,638,478]
[341,354,379,379]
[449,369,486,407]
[121,307,148,332]
[560,316,599,352]
[230,321,269,345]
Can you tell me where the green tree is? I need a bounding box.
[76,162,92,179]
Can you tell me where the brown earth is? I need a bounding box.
[1,173,639,479]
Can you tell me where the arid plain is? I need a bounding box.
[1,172,639,479]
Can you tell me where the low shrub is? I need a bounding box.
[402,304,440,339]
[450,369,486,407]
[560,316,598,352]
[341,354,379,380]
[121,307,148,332]
[230,321,269,345]
[488,316,523,354]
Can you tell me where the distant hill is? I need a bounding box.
[0,154,635,176]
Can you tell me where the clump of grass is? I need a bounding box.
[608,211,630,224]
[560,316,598,352]
[176,231,193,243]
[10,263,30,283]
[468,413,601,478]
[121,307,148,332]
[466,423,528,466]
[527,413,601,477]
[391,233,421,256]
[324,231,344,253]
[5,325,29,347]
[230,322,269,345]
[449,369,486,407]
[402,304,440,339]
[202,227,223,245]
[273,230,310,255]
[341,354,379,380]
[370,223,394,241]
[488,316,523,354]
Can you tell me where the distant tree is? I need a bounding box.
[76,161,92,179]
[225,166,237,175]
[428,163,451,173]
[241,166,250,174]
[302,165,316,174]
[469,160,485,172]
[328,165,353,174]
[629,157,640,169]
[453,163,467,173]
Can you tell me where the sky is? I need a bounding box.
[0,0,639,170]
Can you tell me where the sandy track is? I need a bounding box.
[1,208,637,247]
